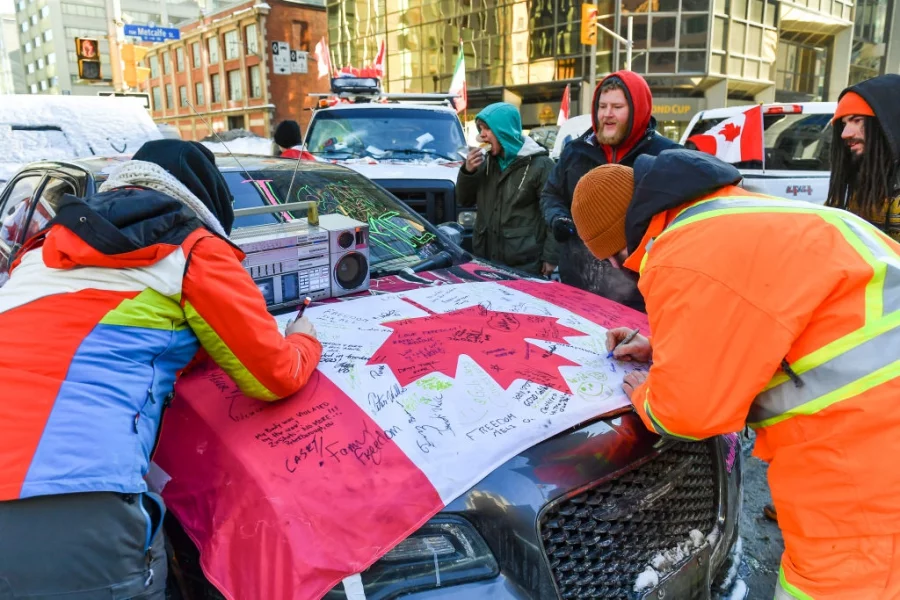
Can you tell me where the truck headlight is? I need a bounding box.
[457,211,476,229]
[326,515,498,599]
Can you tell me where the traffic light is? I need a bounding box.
[121,43,151,89]
[75,37,102,80]
[580,4,598,45]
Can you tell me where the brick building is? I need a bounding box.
[140,0,327,141]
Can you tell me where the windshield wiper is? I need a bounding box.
[384,148,457,162]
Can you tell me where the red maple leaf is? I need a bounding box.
[369,299,586,394]
[718,122,742,142]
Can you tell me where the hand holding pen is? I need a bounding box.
[285,297,317,338]
[605,327,652,362]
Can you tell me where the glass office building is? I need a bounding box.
[326,0,898,136]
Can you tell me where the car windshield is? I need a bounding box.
[305,108,467,162]
[688,112,833,171]
[222,169,445,273]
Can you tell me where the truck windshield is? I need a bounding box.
[305,107,468,162]
[688,113,833,171]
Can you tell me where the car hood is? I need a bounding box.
[322,159,462,183]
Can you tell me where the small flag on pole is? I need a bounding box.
[557,84,571,126]
[315,37,333,79]
[374,39,386,78]
[448,40,467,114]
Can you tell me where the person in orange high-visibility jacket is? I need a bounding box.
[570,148,900,600]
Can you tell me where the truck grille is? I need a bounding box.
[539,442,719,599]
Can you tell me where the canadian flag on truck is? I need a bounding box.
[687,105,764,163]
[315,37,333,79]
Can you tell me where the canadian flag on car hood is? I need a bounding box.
[687,105,764,163]
[152,280,649,600]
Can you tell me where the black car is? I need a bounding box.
[0,155,744,600]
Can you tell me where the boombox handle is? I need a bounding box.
[232,201,313,217]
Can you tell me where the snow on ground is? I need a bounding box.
[201,136,274,156]
[0,95,161,183]
[728,579,748,600]
[634,566,659,592]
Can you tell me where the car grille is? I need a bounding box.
[539,442,719,599]
[390,189,447,223]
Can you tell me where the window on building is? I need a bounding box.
[245,23,259,55]
[211,72,221,103]
[39,5,49,18]
[191,42,201,68]
[24,41,31,53]
[21,21,29,33]
[224,30,240,60]
[249,65,261,97]
[50,76,57,87]
[227,69,241,100]
[162,51,170,74]
[30,14,37,25]
[47,53,55,64]
[208,37,219,63]
[195,81,204,105]
[43,29,52,42]
[17,0,25,11]
[39,79,47,90]
[175,47,185,71]
[179,85,188,106]
[34,35,40,47]
[29,83,37,94]
[149,55,159,78]
[152,86,162,110]
[37,57,44,69]
[165,83,174,108]
[291,21,310,51]
[26,62,34,74]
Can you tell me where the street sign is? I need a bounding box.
[123,24,180,42]
[290,49,308,74]
[98,91,151,110]
[272,41,291,74]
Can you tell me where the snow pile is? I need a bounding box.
[0,95,162,183]
[727,579,748,600]
[717,536,743,591]
[634,529,708,592]
[634,566,659,591]
[201,136,274,156]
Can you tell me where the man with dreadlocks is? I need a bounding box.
[827,74,900,241]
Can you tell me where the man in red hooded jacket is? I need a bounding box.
[540,71,679,311]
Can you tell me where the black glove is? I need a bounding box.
[551,217,577,242]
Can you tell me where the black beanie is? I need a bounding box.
[274,120,302,149]
[133,139,235,235]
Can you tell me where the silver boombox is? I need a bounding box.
[230,204,370,311]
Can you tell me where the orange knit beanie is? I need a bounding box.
[571,164,635,260]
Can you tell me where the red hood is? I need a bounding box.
[591,70,653,163]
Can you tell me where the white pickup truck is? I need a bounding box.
[552,103,836,205]
[681,102,836,205]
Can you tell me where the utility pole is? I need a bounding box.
[105,0,125,91]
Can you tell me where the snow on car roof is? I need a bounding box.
[0,95,162,183]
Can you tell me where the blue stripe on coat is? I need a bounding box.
[20,324,199,498]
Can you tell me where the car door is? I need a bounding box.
[0,172,78,286]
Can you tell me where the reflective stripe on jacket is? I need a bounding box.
[623,186,900,538]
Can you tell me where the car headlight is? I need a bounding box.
[457,210,476,229]
[325,515,498,600]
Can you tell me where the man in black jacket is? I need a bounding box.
[541,71,679,310]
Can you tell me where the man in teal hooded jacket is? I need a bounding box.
[457,103,558,276]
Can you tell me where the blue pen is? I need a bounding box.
[607,328,641,359]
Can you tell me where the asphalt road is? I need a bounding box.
[737,434,784,600]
